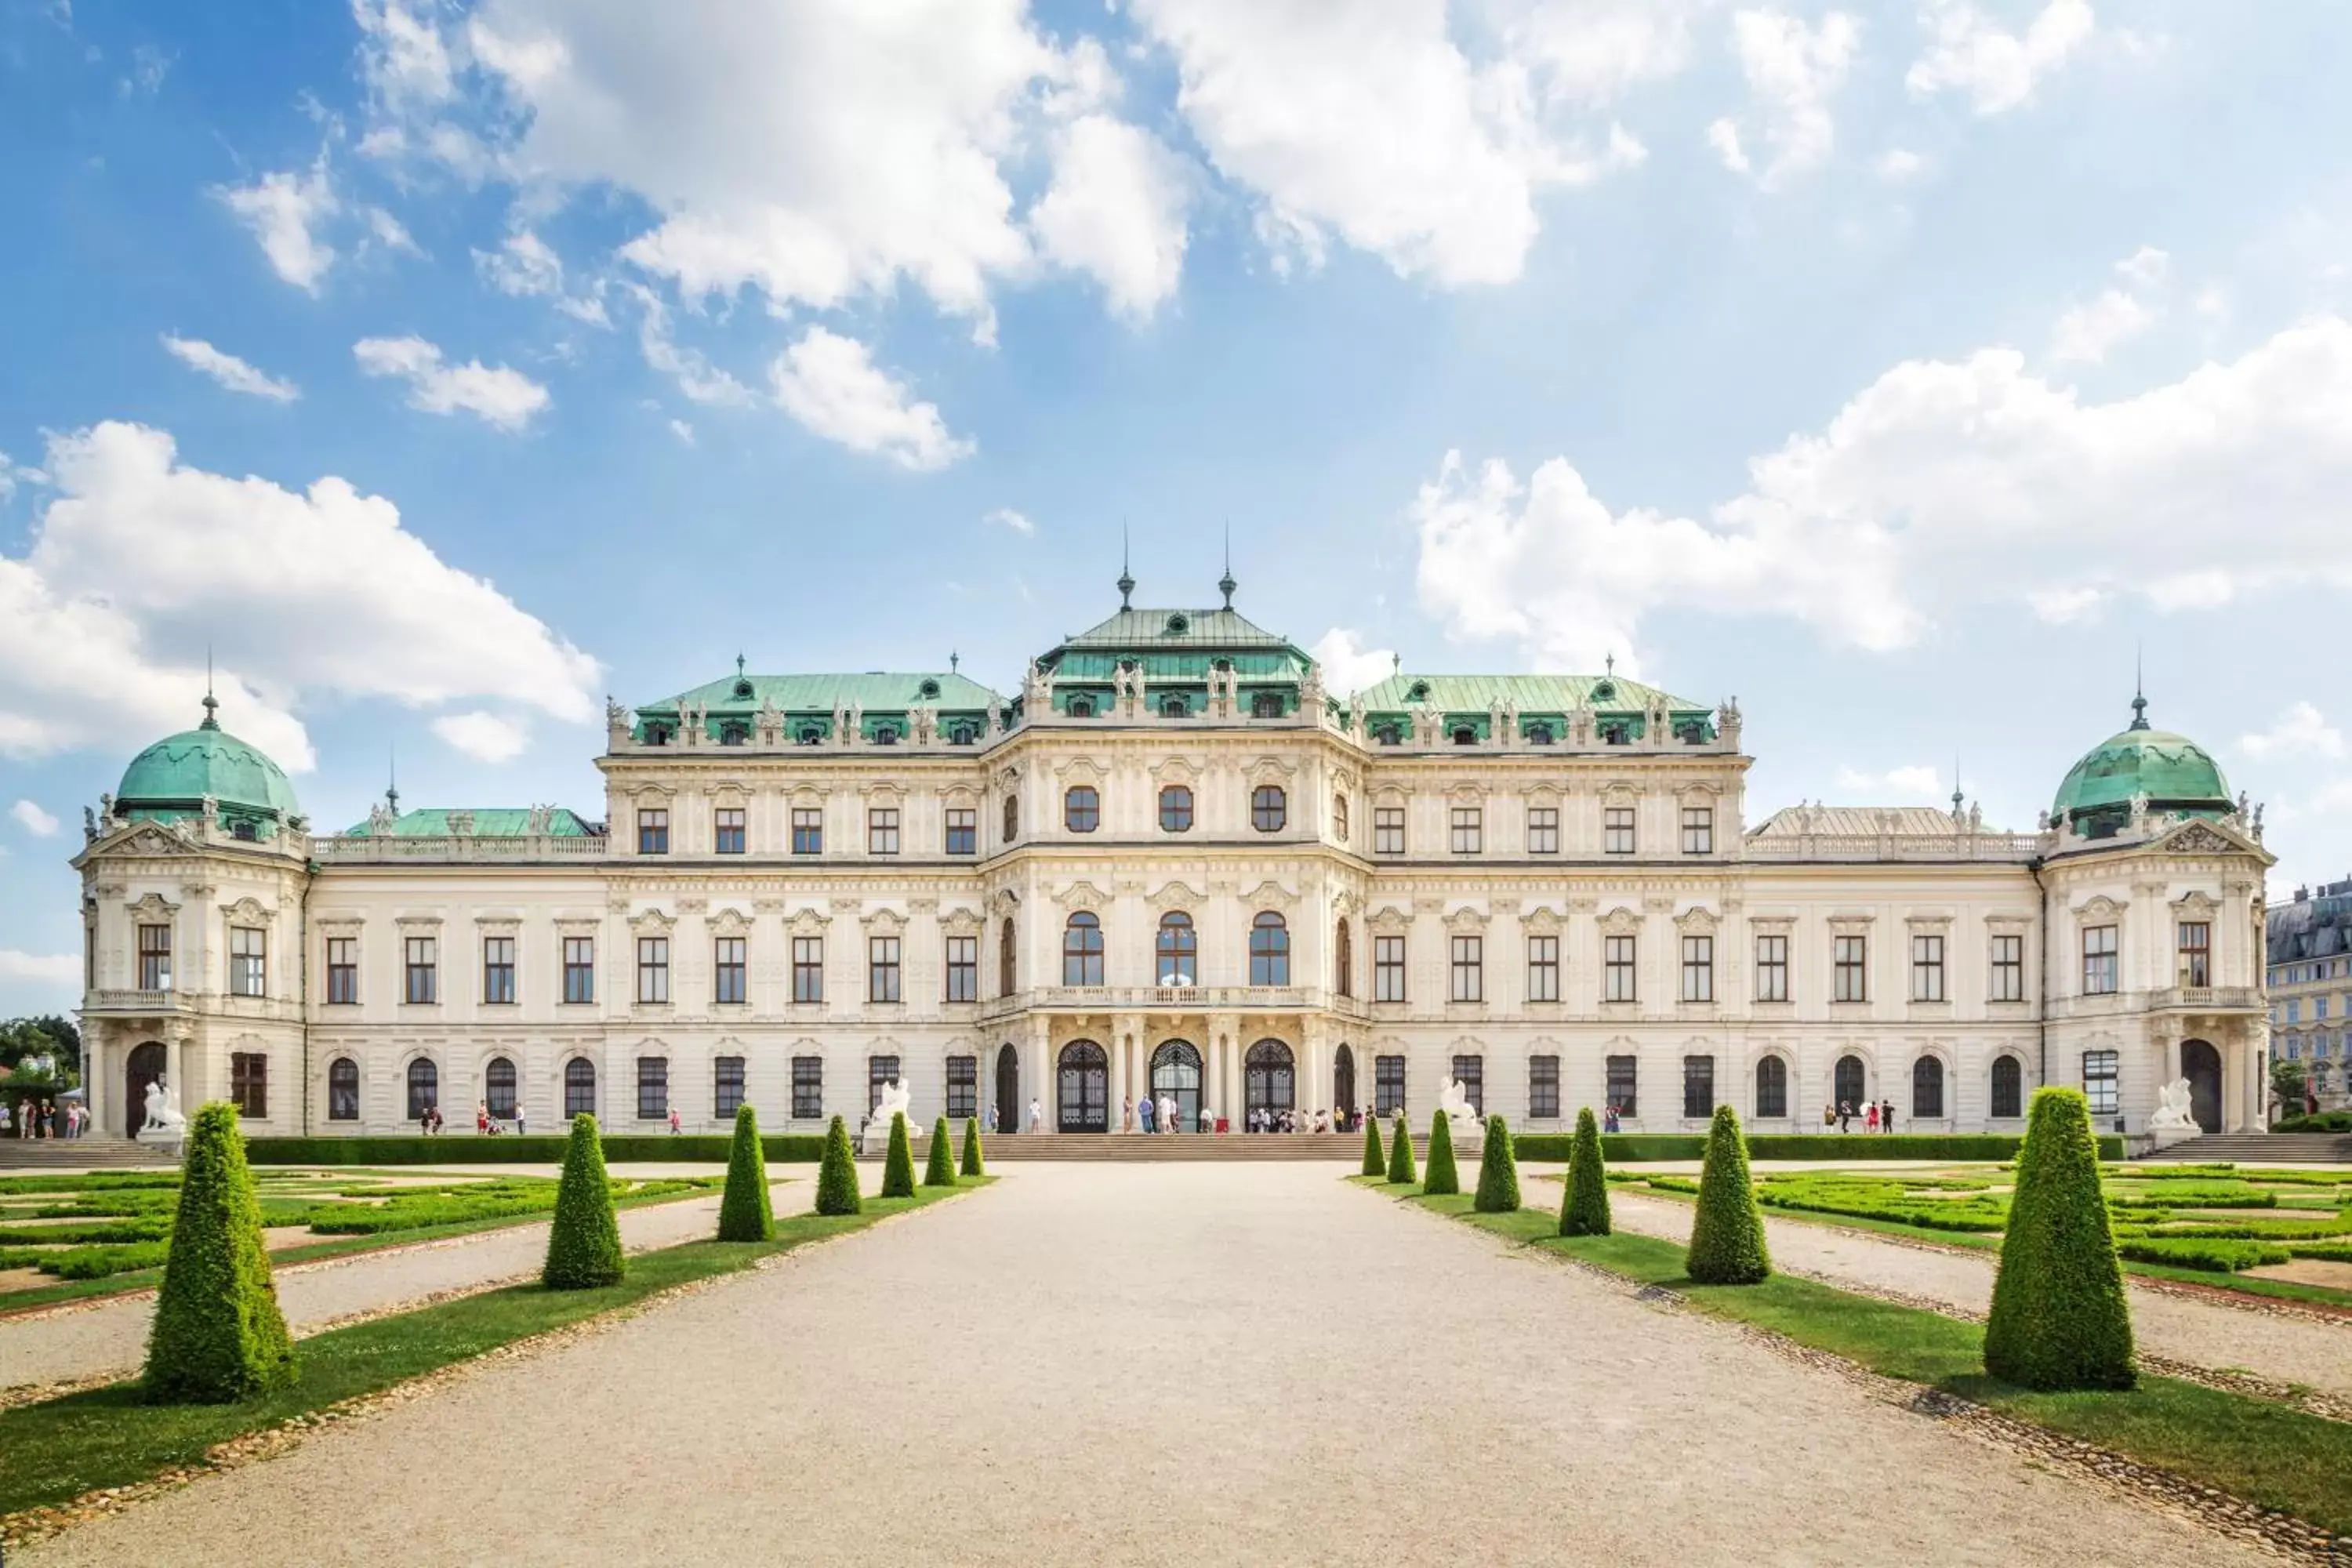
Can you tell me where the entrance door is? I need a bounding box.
[126,1040,167,1134]
[1058,1040,1109,1132]
[995,1044,1020,1134]
[1333,1044,1356,1117]
[2181,1038,2223,1134]
[1150,1040,1203,1130]
[1245,1039,1296,1124]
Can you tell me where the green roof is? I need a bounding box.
[2051,698,2232,823]
[342,807,595,838]
[644,671,1000,715]
[1056,606,1298,651]
[114,698,300,829]
[1353,672,1710,716]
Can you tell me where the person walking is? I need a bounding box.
[515,1105,528,1137]
[1138,1094,1155,1134]
[1880,1097,1896,1135]
[1121,1096,1134,1134]
[668,1105,682,1134]
[1864,1100,1879,1134]
[1028,1098,1043,1133]
[1837,1101,1852,1134]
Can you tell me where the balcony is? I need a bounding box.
[82,988,187,1016]
[2148,985,2263,1014]
[978,985,1367,1022]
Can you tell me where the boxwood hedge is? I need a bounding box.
[245,1134,829,1165]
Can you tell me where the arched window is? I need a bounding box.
[1334,918,1353,997]
[948,721,978,746]
[999,918,1017,995]
[1333,793,1349,843]
[1834,1054,1867,1109]
[564,1057,596,1118]
[1159,785,1194,833]
[1245,1039,1296,1121]
[405,1057,439,1120]
[1374,723,1402,746]
[1063,913,1104,986]
[328,1057,360,1120]
[1150,1040,1203,1131]
[1156,913,1196,985]
[1065,786,1100,833]
[873,724,898,746]
[1160,693,1188,718]
[1068,695,1096,718]
[718,721,748,746]
[1912,1055,1946,1120]
[1754,1054,1788,1120]
[1451,725,1477,746]
[797,724,824,746]
[1250,691,1284,718]
[1526,722,1555,745]
[1990,1054,2023,1119]
[1002,792,1018,843]
[485,1056,517,1119]
[1057,1040,1109,1131]
[1250,912,1290,986]
[1250,785,1287,833]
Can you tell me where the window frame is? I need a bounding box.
[2082,924,2119,996]
[790,807,823,856]
[1062,913,1104,987]
[1450,1054,1483,1115]
[1603,934,1637,1003]
[137,923,172,990]
[1755,1054,1788,1120]
[1159,785,1194,833]
[637,1056,670,1121]
[713,1056,746,1119]
[2177,921,2211,987]
[637,808,670,855]
[791,935,823,1004]
[1911,932,1947,1003]
[1250,785,1287,833]
[946,934,979,1003]
[2082,1047,2120,1117]
[1682,1054,1715,1120]
[1680,805,1715,855]
[325,935,358,1005]
[713,935,748,1005]
[1526,933,1560,1003]
[1606,1054,1637,1117]
[1681,934,1714,1003]
[229,925,267,997]
[482,935,517,1006]
[562,936,594,1004]
[713,806,746,855]
[1374,1054,1406,1117]
[404,935,438,1005]
[1373,805,1405,856]
[946,807,977,857]
[1156,912,1197,985]
[637,935,670,1005]
[230,1051,267,1119]
[946,1054,978,1120]
[1249,912,1291,987]
[1448,933,1483,1003]
[1064,786,1101,833]
[563,1057,596,1119]
[1373,934,1406,1004]
[867,806,901,856]
[485,1055,517,1120]
[791,1056,824,1120]
[1602,805,1636,855]
[1528,1054,1560,1120]
[327,1056,360,1120]
[868,935,902,1004]
[1449,804,1483,855]
[1832,935,1869,1004]
[1755,933,1788,1004]
[1526,805,1559,855]
[1990,933,2024,1002]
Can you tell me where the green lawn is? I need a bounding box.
[0,1179,984,1523]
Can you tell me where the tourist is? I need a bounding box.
[1881,1098,1896,1134]
[419,1105,432,1137]
[1028,1098,1043,1132]
[1159,1094,1175,1134]
[668,1105,682,1135]
[0,1102,10,1138]
[1121,1096,1134,1133]
[1823,1102,1838,1128]
[477,1102,490,1136]
[1838,1101,1853,1134]
[1138,1094,1156,1134]
[515,1105,528,1137]
[1864,1100,1879,1134]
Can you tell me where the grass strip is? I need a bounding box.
[1357,1177,2352,1539]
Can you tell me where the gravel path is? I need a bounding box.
[0,1185,771,1393]
[22,1165,2274,1567]
[1580,1181,2352,1401]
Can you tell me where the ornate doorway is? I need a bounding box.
[995,1044,1020,1134]
[2181,1038,2222,1134]
[126,1040,167,1134]
[1333,1044,1356,1117]
[1058,1040,1108,1132]
[1150,1040,1203,1131]
[1245,1039,1295,1124]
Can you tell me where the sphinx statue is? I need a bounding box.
[1436,1076,1481,1137]
[861,1076,915,1152]
[2147,1076,2199,1134]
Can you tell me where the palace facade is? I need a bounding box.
[72,584,2276,1142]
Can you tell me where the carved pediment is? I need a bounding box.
[1243,879,1301,913]
[986,887,1022,916]
[101,822,194,858]
[221,895,274,924]
[1052,757,1106,786]
[2159,821,2246,857]
[866,907,907,936]
[1151,756,1203,786]
[1521,904,1563,935]
[125,891,181,921]
[630,906,678,932]
[2172,888,2220,916]
[1445,779,1487,804]
[1368,903,1410,935]
[1598,905,1642,936]
[1058,880,1111,914]
[1148,880,1206,913]
[1443,903,1489,931]
[709,906,753,936]
[1674,905,1719,934]
[787,906,831,935]
[1245,756,1298,788]
[2073,895,2125,923]
[941,906,983,935]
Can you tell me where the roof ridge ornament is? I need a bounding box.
[1218,521,1236,608]
[2130,646,2149,730]
[1118,521,1135,608]
[200,646,220,730]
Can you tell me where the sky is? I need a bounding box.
[5,0,2352,1014]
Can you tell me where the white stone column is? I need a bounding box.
[1109,1024,1129,1131]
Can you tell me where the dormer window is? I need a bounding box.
[1251,691,1283,718]
[1526,722,1555,746]
[1675,719,1708,745]
[231,819,259,842]
[719,722,748,746]
[919,677,941,699]
[1166,612,1189,634]
[1068,695,1096,718]
[1592,679,1617,702]
[948,721,978,746]
[732,679,754,699]
[873,724,899,746]
[797,725,823,746]
[1602,721,1632,746]
[1160,694,1189,718]
[1450,725,1477,746]
[1374,723,1402,746]
[643,724,672,746]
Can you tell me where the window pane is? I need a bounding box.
[1374,935,1406,1002]
[637,1056,669,1120]
[1374,1054,1406,1116]
[946,808,977,856]
[1450,935,1483,1002]
[1065,786,1099,833]
[714,1057,746,1118]
[1755,934,1788,1003]
[1681,935,1713,1002]
[1682,1055,1715,1120]
[792,808,823,855]
[1606,1054,1637,1117]
[792,1056,824,1120]
[1527,935,1559,1003]
[1374,807,1404,855]
[1529,1054,1559,1119]
[793,936,824,1004]
[1160,786,1193,833]
[638,937,670,1004]
[869,935,902,1002]
[1527,807,1559,855]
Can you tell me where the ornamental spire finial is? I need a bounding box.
[386,745,399,816]
[2130,645,2149,731]
[200,645,220,730]
[1117,521,1134,608]
[1218,521,1236,608]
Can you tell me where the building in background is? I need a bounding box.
[2265,881,2352,1113]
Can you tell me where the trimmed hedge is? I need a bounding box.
[716,1104,774,1243]
[960,1116,986,1179]
[879,1113,917,1199]
[245,1134,829,1166]
[1504,1131,2122,1163]
[1984,1088,2136,1391]
[2274,1111,2352,1134]
[1474,1113,1520,1213]
[1386,1116,1417,1185]
[1686,1106,1771,1285]
[1423,1112,1460,1197]
[143,1102,296,1403]
[2116,1237,2291,1273]
[1559,1107,1611,1237]
[542,1114,626,1290]
[1361,1116,1387,1178]
[814,1115,862,1216]
[924,1116,957,1189]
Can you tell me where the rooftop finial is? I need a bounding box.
[1218,521,1236,608]
[1952,753,1964,819]
[1605,651,1616,677]
[1117,521,1134,608]
[200,646,220,730]
[949,648,960,673]
[2129,645,2149,731]
[386,745,399,816]
[735,652,746,677]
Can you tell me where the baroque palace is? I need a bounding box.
[72,577,2276,1143]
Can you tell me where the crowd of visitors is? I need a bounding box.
[0,1098,84,1138]
[1828,1098,1899,1133]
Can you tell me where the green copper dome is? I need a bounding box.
[114,696,300,837]
[2050,695,2231,829]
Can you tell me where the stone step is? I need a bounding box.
[2139,1132,2352,1165]
[0,1138,181,1171]
[941,1133,1381,1161]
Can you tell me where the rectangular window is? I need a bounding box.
[713,807,746,855]
[714,1056,745,1119]
[869,935,902,1003]
[1912,933,1947,1002]
[1604,935,1637,1003]
[1681,935,1714,1003]
[1333,795,1349,844]
[1450,1054,1483,1115]
[1450,805,1483,855]
[637,936,670,1004]
[138,924,172,991]
[1833,935,1868,1003]
[1374,1054,1406,1116]
[229,926,267,997]
[637,1056,669,1120]
[2082,1048,2119,1117]
[325,936,358,1005]
[1526,935,1560,1002]
[1755,934,1788,1003]
[1991,933,2024,1002]
[1606,1054,1638,1117]
[1682,1055,1715,1120]
[1529,1054,1560,1120]
[1681,806,1715,855]
[1527,806,1559,855]
[793,936,824,1004]
[404,936,438,1004]
[714,937,747,1004]
[1374,935,1407,1003]
[1450,935,1483,1002]
[637,808,669,855]
[868,808,900,856]
[2177,921,2211,988]
[792,1056,823,1120]
[1374,806,1405,856]
[946,1055,978,1120]
[791,807,823,855]
[230,1051,267,1119]
[483,936,517,1005]
[2082,924,2118,996]
[946,808,977,857]
[1603,805,1636,855]
[946,935,978,1003]
[868,1055,902,1116]
[563,937,594,1004]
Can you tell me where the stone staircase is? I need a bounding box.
[936,1132,1377,1162]
[0,1138,181,1171]
[2137,1131,2352,1165]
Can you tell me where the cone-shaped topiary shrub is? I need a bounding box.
[880,1112,917,1198]
[1423,1111,1460,1196]
[1686,1105,1769,1284]
[1386,1116,1417,1185]
[1984,1087,2136,1390]
[924,1115,957,1188]
[960,1115,986,1179]
[543,1112,626,1290]
[1559,1106,1612,1237]
[716,1103,774,1243]
[143,1101,296,1403]
[1473,1114,1520,1212]
[815,1114,862,1215]
[1361,1116,1387,1177]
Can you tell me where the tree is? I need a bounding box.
[1984,1087,2136,1390]
[1559,1107,1612,1236]
[1423,1111,1459,1196]
[815,1113,862,1215]
[543,1113,626,1289]
[924,1115,957,1188]
[143,1102,295,1403]
[1686,1105,1770,1285]
[2270,1057,2310,1121]
[1361,1115,1387,1177]
[1386,1116,1417,1185]
[716,1102,774,1243]
[960,1115,986,1179]
[1473,1114,1520,1212]
[880,1112,917,1198]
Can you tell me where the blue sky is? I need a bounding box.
[5,0,2352,1012]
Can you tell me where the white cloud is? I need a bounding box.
[2114,245,2169,290]
[431,710,529,762]
[160,335,301,402]
[1711,9,1861,190]
[0,420,600,768]
[354,0,457,112]
[629,287,756,407]
[1029,114,1190,321]
[1706,118,1749,175]
[215,161,339,292]
[983,507,1034,536]
[474,229,608,325]
[1310,628,1398,698]
[361,205,423,258]
[1494,0,1703,106]
[354,336,551,430]
[1907,0,2095,116]
[2238,701,2345,761]
[1833,764,1947,802]
[0,949,78,991]
[9,799,60,837]
[2047,245,2167,365]
[1411,314,2352,668]
[1876,147,1926,180]
[769,327,972,470]
[667,418,695,446]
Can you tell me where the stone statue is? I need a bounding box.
[140,1076,187,1154]
[1436,1076,1481,1137]
[605,695,630,730]
[861,1077,915,1153]
[2252,802,2265,840]
[1301,662,1326,711]
[84,804,99,843]
[1024,659,1052,708]
[2148,1077,2198,1134]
